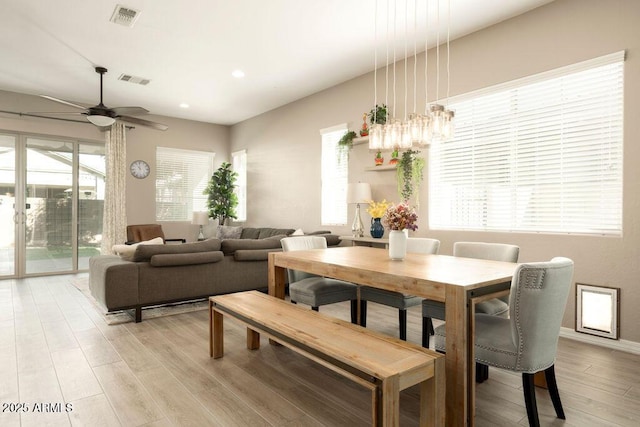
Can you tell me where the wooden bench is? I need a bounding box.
[209,291,444,426]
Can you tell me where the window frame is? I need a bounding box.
[320,124,349,226]
[429,51,625,236]
[155,146,215,222]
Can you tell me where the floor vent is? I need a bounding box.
[118,74,151,85]
[110,5,141,27]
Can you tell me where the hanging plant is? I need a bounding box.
[397,150,425,205]
[368,104,388,125]
[336,130,357,163]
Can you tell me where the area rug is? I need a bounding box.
[71,276,208,325]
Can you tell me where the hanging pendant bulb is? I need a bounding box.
[370,123,383,150]
[429,104,445,141]
[442,109,455,140]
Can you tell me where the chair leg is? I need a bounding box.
[360,300,368,327]
[350,299,358,325]
[544,365,566,420]
[522,373,540,427]
[421,316,434,348]
[476,363,489,383]
[399,309,407,341]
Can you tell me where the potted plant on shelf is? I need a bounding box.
[397,150,425,205]
[336,130,357,162]
[368,103,388,125]
[204,162,238,225]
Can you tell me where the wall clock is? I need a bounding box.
[130,160,150,179]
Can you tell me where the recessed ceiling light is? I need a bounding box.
[232,70,245,79]
[179,103,189,108]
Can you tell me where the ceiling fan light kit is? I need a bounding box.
[36,66,168,131]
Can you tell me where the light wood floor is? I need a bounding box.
[1,274,639,426]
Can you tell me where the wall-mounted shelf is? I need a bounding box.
[365,164,397,172]
[353,136,369,146]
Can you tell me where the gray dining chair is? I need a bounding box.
[281,236,358,324]
[433,257,574,427]
[422,241,520,348]
[359,237,440,340]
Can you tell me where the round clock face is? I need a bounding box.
[130,160,150,179]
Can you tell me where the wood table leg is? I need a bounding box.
[445,286,469,426]
[380,375,400,426]
[246,328,260,350]
[212,310,224,359]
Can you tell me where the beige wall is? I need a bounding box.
[0,90,230,243]
[231,0,640,343]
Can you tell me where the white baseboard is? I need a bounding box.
[560,327,640,355]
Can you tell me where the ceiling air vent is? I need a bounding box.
[110,5,141,27]
[118,74,151,85]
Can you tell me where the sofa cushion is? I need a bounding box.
[132,238,221,262]
[240,227,295,239]
[150,251,224,267]
[234,248,283,261]
[221,235,286,255]
[112,237,164,261]
[216,225,243,240]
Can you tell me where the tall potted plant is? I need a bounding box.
[204,162,238,225]
[397,150,425,205]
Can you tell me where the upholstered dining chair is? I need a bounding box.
[359,237,441,340]
[126,224,186,244]
[422,241,520,348]
[281,236,359,324]
[433,257,574,427]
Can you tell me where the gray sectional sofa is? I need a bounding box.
[88,227,339,322]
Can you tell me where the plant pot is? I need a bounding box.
[388,230,407,260]
[370,218,384,238]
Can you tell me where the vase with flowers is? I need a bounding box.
[382,203,418,260]
[366,199,390,238]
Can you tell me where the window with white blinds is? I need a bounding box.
[156,147,215,221]
[429,51,624,235]
[321,124,348,225]
[232,149,247,222]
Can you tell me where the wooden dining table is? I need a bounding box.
[268,246,518,426]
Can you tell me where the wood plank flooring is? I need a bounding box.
[1,274,639,426]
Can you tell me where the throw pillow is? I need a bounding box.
[216,225,243,240]
[112,237,164,261]
[292,228,304,236]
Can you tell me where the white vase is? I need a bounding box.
[388,230,408,260]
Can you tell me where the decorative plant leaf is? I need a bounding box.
[204,162,238,225]
[396,150,425,205]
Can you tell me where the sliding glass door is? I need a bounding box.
[0,133,104,278]
[0,135,16,276]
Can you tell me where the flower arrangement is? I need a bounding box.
[383,203,418,231]
[366,199,390,219]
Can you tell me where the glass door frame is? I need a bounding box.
[0,131,104,279]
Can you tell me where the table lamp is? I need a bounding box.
[192,211,209,241]
[346,182,372,238]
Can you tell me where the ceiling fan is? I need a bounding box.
[38,66,168,131]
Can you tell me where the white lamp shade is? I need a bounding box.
[192,211,209,225]
[86,115,116,127]
[346,183,372,204]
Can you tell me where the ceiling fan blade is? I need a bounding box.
[40,95,87,110]
[112,106,149,116]
[24,111,84,115]
[118,115,168,131]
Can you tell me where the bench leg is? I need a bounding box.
[419,356,445,427]
[380,376,400,426]
[247,328,260,350]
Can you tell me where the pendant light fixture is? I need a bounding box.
[368,0,454,152]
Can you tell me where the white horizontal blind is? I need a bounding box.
[232,149,247,222]
[430,52,624,235]
[156,147,215,221]
[321,125,348,225]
